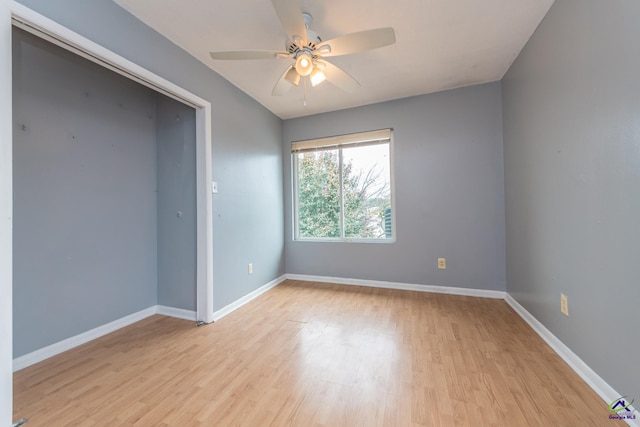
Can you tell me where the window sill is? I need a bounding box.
[293,237,396,244]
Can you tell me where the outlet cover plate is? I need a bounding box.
[560,293,569,316]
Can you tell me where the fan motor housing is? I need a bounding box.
[286,28,321,55]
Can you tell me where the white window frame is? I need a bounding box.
[292,129,396,243]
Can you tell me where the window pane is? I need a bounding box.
[296,150,341,238]
[342,144,391,239]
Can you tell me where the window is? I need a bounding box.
[292,129,394,242]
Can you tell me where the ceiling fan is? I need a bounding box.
[209,0,396,97]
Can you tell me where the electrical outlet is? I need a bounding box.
[248,263,253,275]
[437,258,447,270]
[560,293,569,316]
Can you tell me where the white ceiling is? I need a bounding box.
[114,0,554,119]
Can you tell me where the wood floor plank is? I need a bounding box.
[13,280,623,426]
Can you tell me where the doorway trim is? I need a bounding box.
[1,1,13,425]
[9,1,215,324]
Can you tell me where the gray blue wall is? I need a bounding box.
[502,0,640,401]
[283,83,506,290]
[15,0,285,316]
[156,97,197,310]
[12,29,159,357]
[8,0,637,411]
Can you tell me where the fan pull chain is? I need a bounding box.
[303,77,308,107]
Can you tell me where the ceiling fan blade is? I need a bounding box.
[271,0,307,44]
[210,50,289,60]
[316,27,396,57]
[317,60,360,93]
[272,66,299,96]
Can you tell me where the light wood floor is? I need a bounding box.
[14,280,620,426]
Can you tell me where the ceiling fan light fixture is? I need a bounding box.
[209,2,397,101]
[295,53,313,76]
[285,67,301,86]
[310,67,326,87]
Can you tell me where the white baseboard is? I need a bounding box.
[504,294,638,427]
[13,274,288,372]
[13,275,635,426]
[289,274,637,425]
[285,274,506,299]
[13,304,198,372]
[212,275,287,321]
[156,305,197,321]
[13,306,156,372]
[12,275,496,372]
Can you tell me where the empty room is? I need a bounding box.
[1,0,638,426]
